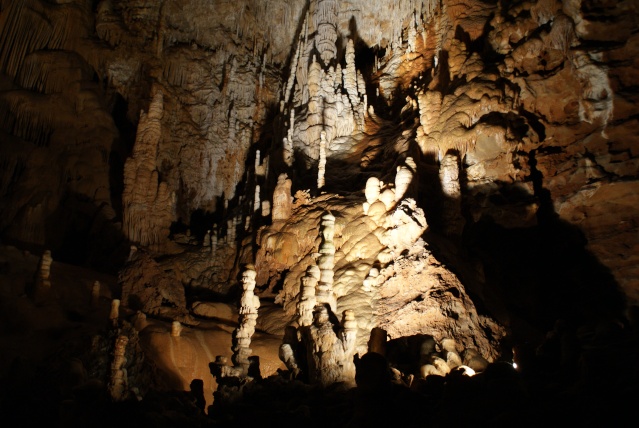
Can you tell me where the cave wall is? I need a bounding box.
[0,0,637,313]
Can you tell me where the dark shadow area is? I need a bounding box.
[385,334,436,375]
[415,149,626,343]
[44,191,129,274]
[189,209,215,242]
[109,93,137,221]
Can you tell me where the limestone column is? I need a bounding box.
[297,265,320,327]
[231,265,260,374]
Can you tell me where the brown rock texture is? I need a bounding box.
[122,89,174,248]
[1,0,639,417]
[119,250,189,322]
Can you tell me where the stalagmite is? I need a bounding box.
[297,265,320,327]
[231,265,260,373]
[37,250,52,288]
[108,335,129,401]
[279,326,301,377]
[318,131,327,189]
[363,177,381,214]
[261,200,271,217]
[128,245,137,261]
[395,157,416,201]
[340,309,358,380]
[171,321,182,337]
[109,299,120,326]
[316,212,337,313]
[302,304,357,386]
[122,90,174,248]
[379,187,396,211]
[272,173,293,221]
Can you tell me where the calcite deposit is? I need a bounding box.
[1,0,638,425]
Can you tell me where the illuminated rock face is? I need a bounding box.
[1,0,638,402]
[122,90,174,248]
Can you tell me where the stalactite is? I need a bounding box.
[297,265,321,327]
[343,40,359,109]
[314,0,339,66]
[17,51,91,94]
[283,22,305,109]
[317,131,327,189]
[408,11,417,53]
[0,92,57,147]
[294,40,312,105]
[272,173,293,221]
[0,0,86,79]
[395,157,416,202]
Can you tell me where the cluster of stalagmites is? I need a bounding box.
[274,212,359,386]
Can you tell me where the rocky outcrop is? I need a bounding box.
[119,250,189,322]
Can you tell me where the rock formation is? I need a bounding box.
[316,212,337,313]
[301,304,357,386]
[36,249,52,289]
[1,0,638,424]
[119,251,189,322]
[231,265,260,372]
[297,265,320,327]
[272,173,293,221]
[108,335,129,401]
[122,90,174,248]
